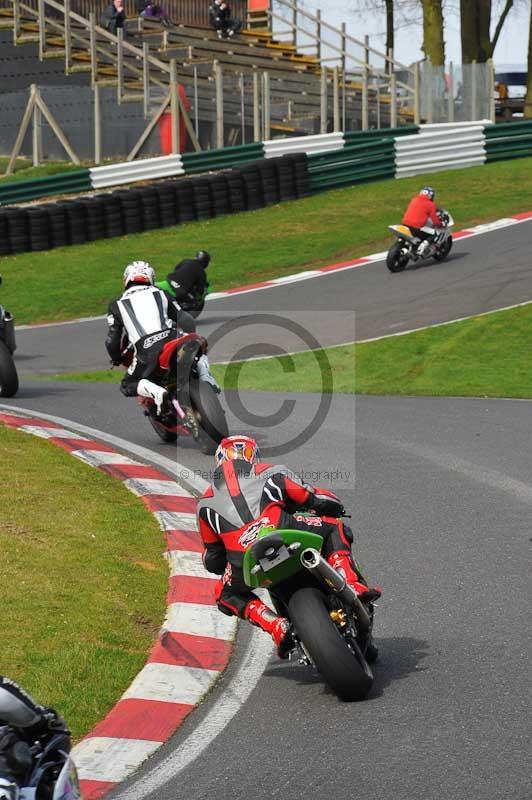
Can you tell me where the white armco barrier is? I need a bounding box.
[264,132,345,158]
[90,154,185,189]
[395,124,486,178]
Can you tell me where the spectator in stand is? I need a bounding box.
[136,0,172,28]
[100,0,127,37]
[209,0,242,39]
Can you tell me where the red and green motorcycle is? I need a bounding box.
[243,522,379,701]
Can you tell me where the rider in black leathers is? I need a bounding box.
[0,676,68,800]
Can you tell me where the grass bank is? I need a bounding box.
[0,422,167,740]
[2,156,532,325]
[44,303,532,399]
[0,158,84,184]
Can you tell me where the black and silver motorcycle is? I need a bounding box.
[386,209,454,273]
[0,275,18,397]
[0,723,81,800]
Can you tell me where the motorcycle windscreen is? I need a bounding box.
[52,757,82,800]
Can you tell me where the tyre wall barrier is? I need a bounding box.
[484,120,532,163]
[0,154,310,256]
[395,123,487,178]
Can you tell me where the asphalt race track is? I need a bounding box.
[4,218,532,800]
[15,218,532,375]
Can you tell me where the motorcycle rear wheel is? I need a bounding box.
[190,378,228,455]
[433,236,453,262]
[148,415,178,442]
[386,241,409,273]
[288,587,373,701]
[0,340,19,397]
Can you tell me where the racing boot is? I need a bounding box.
[327,550,382,602]
[137,379,169,416]
[417,238,432,258]
[196,354,221,394]
[245,599,294,659]
[0,778,18,800]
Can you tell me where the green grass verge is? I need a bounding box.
[44,303,532,399]
[213,304,532,397]
[0,158,85,184]
[2,156,532,325]
[0,423,167,741]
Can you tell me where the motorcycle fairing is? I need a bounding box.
[388,225,418,242]
[159,332,207,372]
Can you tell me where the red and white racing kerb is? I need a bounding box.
[0,412,236,800]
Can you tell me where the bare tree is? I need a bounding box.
[420,0,445,65]
[525,0,532,118]
[460,0,515,63]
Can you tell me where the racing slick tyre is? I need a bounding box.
[288,587,373,701]
[148,415,178,443]
[386,241,409,273]
[0,340,19,397]
[189,378,228,455]
[433,236,453,262]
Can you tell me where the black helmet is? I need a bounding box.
[196,250,211,268]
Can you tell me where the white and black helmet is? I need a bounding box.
[420,186,436,201]
[123,261,155,287]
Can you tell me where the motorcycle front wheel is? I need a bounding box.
[189,378,228,455]
[433,236,453,262]
[288,587,373,701]
[0,340,19,397]
[386,242,409,273]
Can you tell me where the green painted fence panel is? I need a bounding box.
[182,143,265,174]
[343,125,418,143]
[484,121,532,138]
[0,169,92,205]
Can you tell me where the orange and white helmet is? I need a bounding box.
[123,261,155,287]
[215,435,260,467]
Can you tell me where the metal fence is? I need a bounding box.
[416,60,494,124]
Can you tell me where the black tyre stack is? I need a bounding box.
[192,176,214,220]
[101,193,124,238]
[40,203,69,249]
[277,155,298,202]
[256,159,280,206]
[0,154,311,254]
[292,152,311,198]
[139,187,160,231]
[210,174,231,216]
[156,182,179,228]
[240,164,264,211]
[27,207,51,251]
[5,208,29,254]
[82,196,107,242]
[175,180,196,223]
[64,200,88,245]
[225,170,246,213]
[0,213,11,256]
[117,190,143,235]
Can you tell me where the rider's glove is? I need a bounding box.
[309,493,345,518]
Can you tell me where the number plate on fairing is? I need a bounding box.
[259,545,291,572]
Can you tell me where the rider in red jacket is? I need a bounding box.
[402,186,441,255]
[197,435,381,658]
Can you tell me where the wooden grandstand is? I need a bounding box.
[0,0,419,155]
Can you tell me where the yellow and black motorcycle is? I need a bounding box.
[386,209,454,273]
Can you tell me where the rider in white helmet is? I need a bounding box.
[105,261,219,413]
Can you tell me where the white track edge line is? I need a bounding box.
[16,213,532,331]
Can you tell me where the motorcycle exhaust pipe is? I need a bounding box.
[300,548,371,634]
